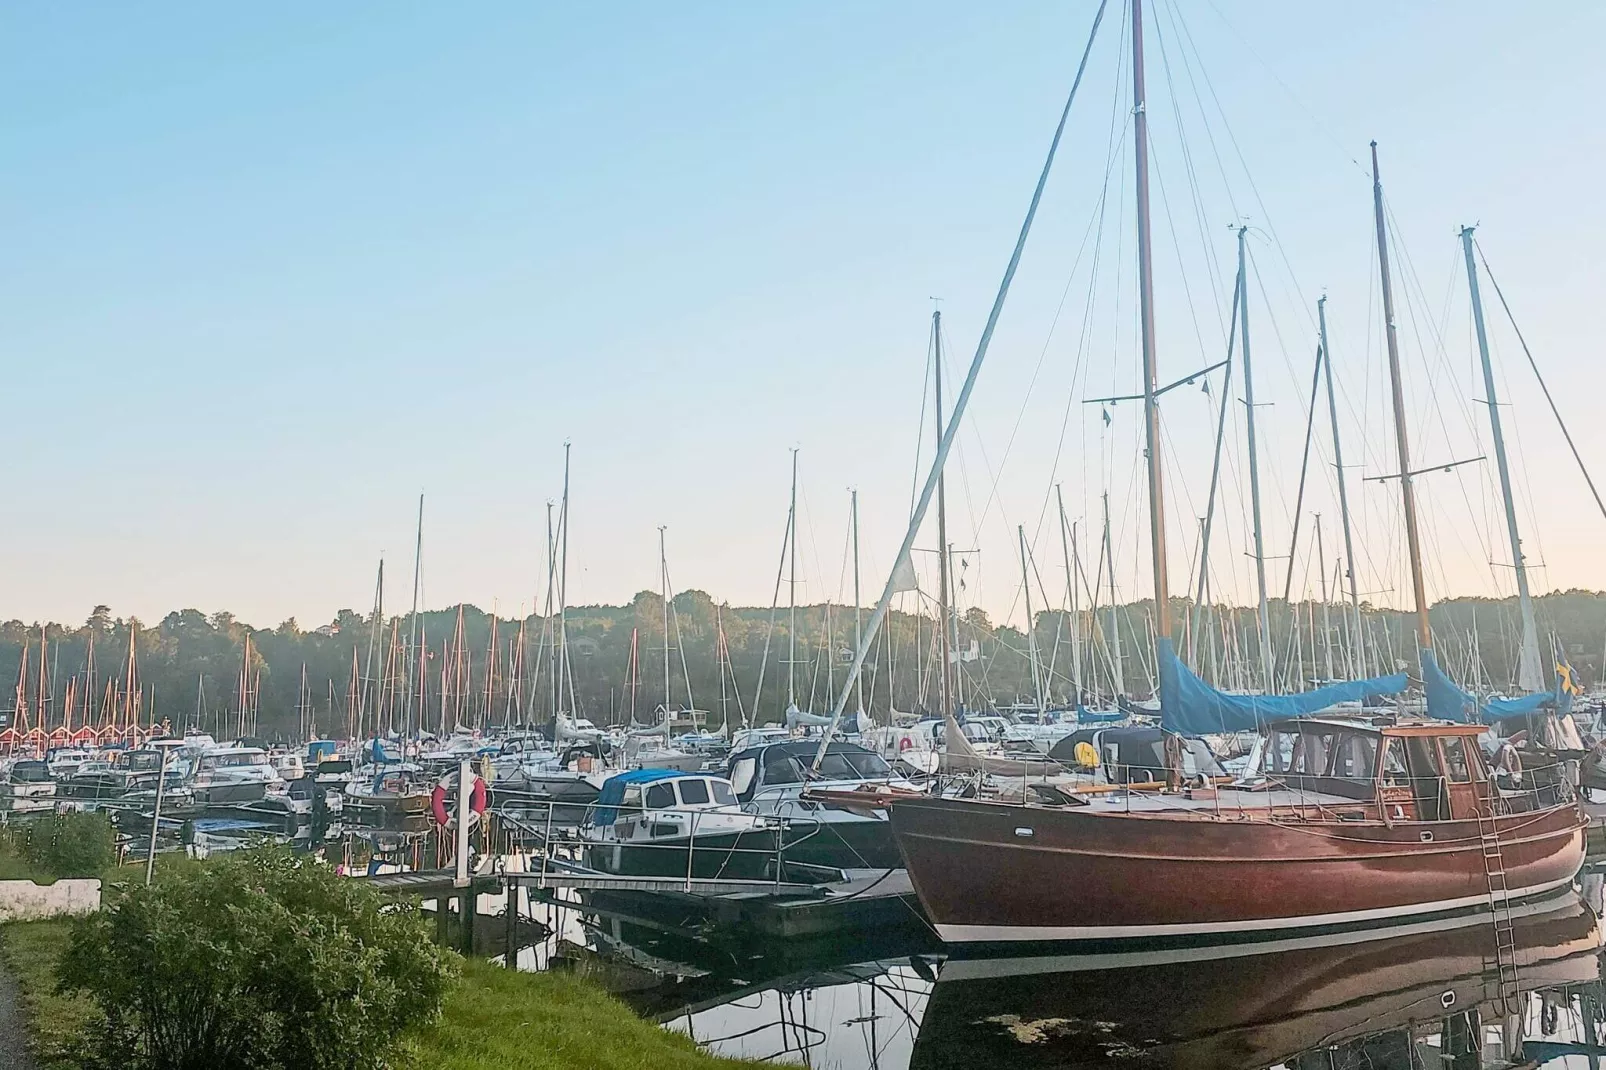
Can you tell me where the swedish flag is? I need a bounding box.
[1556,660,1582,697]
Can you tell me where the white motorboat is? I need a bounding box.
[188,747,283,806]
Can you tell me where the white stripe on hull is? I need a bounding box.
[935,874,1579,944]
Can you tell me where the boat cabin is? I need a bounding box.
[1260,718,1505,821]
[726,741,895,803]
[587,769,746,841]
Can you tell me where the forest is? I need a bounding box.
[3,589,1605,742]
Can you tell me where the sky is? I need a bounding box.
[4,2,1606,633]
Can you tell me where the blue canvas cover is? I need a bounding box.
[1158,637,1408,736]
[1421,646,1553,723]
[591,768,686,827]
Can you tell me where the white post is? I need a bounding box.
[455,760,472,887]
[145,747,170,886]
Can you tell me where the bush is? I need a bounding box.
[20,811,116,878]
[58,847,457,1070]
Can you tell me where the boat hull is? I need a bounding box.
[779,812,903,870]
[888,795,1587,947]
[586,828,780,881]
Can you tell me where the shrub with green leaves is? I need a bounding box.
[20,811,116,878]
[58,847,457,1070]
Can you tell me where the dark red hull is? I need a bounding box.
[888,795,1586,945]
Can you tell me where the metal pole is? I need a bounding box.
[455,760,472,887]
[933,311,954,719]
[1316,514,1334,685]
[1371,142,1432,652]
[558,443,571,716]
[788,449,798,711]
[1462,225,1542,692]
[1104,493,1125,697]
[1020,526,1047,716]
[807,0,1108,769]
[406,493,423,738]
[144,746,169,886]
[660,526,671,716]
[1236,226,1274,692]
[1056,486,1082,704]
[1281,348,1326,603]
[1132,0,1171,640]
[852,490,864,715]
[1318,295,1367,680]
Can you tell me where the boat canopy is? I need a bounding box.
[591,768,688,827]
[1158,638,1409,736]
[1421,647,1554,723]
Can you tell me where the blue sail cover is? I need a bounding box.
[1421,646,1552,723]
[1158,637,1408,736]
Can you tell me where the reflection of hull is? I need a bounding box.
[585,828,779,880]
[193,780,271,806]
[890,794,1586,945]
[910,890,1600,1070]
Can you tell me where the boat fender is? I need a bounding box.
[430,773,488,826]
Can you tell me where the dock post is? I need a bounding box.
[460,886,475,955]
[504,879,517,968]
[435,897,449,946]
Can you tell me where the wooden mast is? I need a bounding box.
[1132,0,1171,644]
[1370,142,1432,652]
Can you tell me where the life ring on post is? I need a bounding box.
[430,772,488,827]
[898,736,914,753]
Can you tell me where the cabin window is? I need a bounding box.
[645,783,676,810]
[729,758,756,796]
[1330,734,1378,781]
[1381,739,1409,788]
[710,781,736,805]
[1291,730,1336,776]
[764,754,804,786]
[1268,730,1297,774]
[1440,737,1472,783]
[678,779,710,806]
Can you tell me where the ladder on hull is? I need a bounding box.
[1476,807,1521,1013]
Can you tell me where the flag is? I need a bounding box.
[1102,407,1112,426]
[1556,660,1581,697]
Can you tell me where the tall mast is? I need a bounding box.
[1236,225,1274,691]
[1316,514,1334,684]
[1371,142,1432,651]
[716,604,729,731]
[1461,225,1543,692]
[1132,0,1171,642]
[1056,485,1082,704]
[932,310,955,717]
[659,526,671,718]
[787,448,799,710]
[405,493,423,738]
[1103,492,1125,697]
[1019,525,1047,715]
[558,442,571,717]
[544,501,557,722]
[1318,295,1367,679]
[851,489,865,714]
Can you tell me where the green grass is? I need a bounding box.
[2,915,762,1070]
[0,920,99,1070]
[407,959,763,1070]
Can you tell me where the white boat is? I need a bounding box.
[0,760,57,813]
[188,747,283,805]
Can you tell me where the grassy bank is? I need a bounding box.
[2,916,761,1070]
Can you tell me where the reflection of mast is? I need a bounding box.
[1461,225,1543,693]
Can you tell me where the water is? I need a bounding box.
[498,869,1606,1069]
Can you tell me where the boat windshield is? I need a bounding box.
[207,752,269,769]
[11,762,49,782]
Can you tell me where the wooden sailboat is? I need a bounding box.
[886,2,1584,948]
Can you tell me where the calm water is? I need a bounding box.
[491,868,1606,1070]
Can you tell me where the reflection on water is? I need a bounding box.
[503,868,1606,1070]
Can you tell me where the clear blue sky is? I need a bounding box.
[5,2,1605,630]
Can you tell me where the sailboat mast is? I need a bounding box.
[1103,492,1125,697]
[1316,514,1334,684]
[558,443,571,717]
[932,310,955,717]
[1056,485,1082,704]
[787,448,798,711]
[545,501,557,721]
[1235,225,1274,691]
[1131,0,1171,643]
[1461,225,1542,692]
[1370,142,1432,651]
[1318,295,1367,679]
[406,493,423,738]
[1019,525,1047,715]
[660,526,671,717]
[851,489,864,714]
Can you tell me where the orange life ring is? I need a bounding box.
[430,772,488,826]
